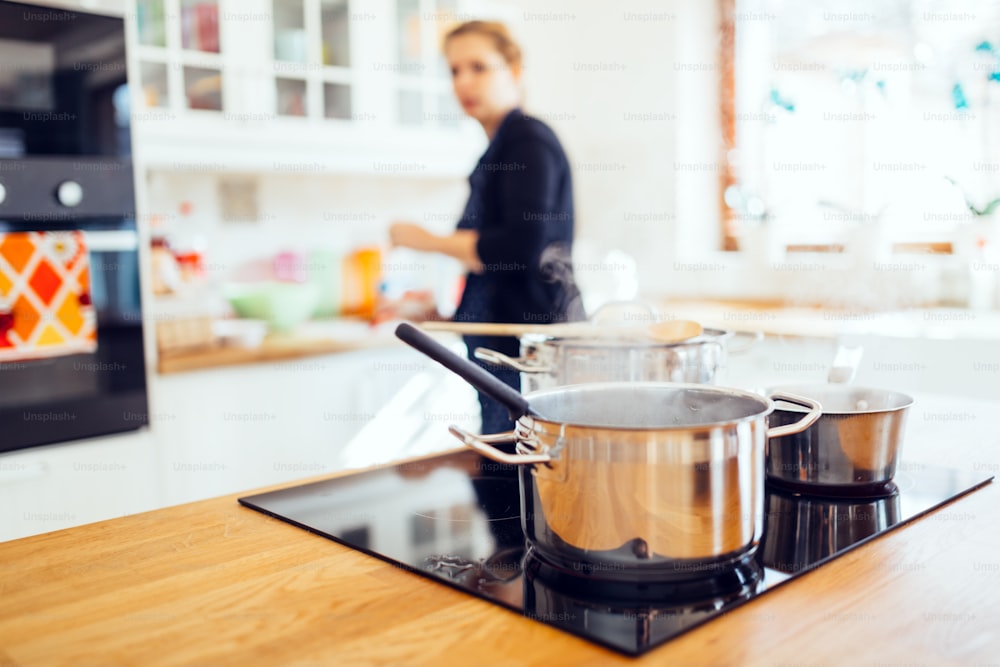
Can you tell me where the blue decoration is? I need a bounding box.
[974,41,996,56]
[974,40,1000,85]
[845,69,869,83]
[952,82,969,110]
[769,87,795,113]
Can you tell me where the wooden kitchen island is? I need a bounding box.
[2,402,999,666]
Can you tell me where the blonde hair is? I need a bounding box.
[443,20,522,69]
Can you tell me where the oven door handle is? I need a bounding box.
[82,229,138,251]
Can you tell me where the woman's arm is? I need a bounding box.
[388,223,483,273]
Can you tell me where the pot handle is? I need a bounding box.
[766,392,823,439]
[728,330,764,354]
[473,347,553,374]
[448,425,552,465]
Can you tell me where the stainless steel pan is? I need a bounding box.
[451,383,820,577]
[474,328,762,391]
[765,384,913,496]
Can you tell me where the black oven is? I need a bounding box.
[0,0,148,452]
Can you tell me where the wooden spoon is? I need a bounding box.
[417,319,704,343]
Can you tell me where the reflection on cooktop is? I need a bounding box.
[239,451,993,657]
[761,488,902,574]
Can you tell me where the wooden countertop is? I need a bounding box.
[657,300,1000,341]
[3,429,999,666]
[156,320,400,374]
[155,302,1000,375]
[157,333,398,374]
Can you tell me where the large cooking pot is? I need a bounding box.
[765,384,914,497]
[473,328,761,392]
[760,489,901,573]
[450,383,821,579]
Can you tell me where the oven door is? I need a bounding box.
[0,157,148,452]
[0,2,146,451]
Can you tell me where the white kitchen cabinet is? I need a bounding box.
[127,0,506,175]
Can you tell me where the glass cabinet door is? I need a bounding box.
[324,82,352,120]
[127,0,480,161]
[320,0,351,67]
[139,62,169,108]
[179,0,222,111]
[320,0,352,119]
[265,0,354,120]
[137,0,167,47]
[272,0,307,116]
[394,0,460,128]
[273,0,306,62]
[183,66,223,111]
[134,0,225,113]
[179,0,220,53]
[396,0,422,125]
[135,0,171,110]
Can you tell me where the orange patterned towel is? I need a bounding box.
[0,231,97,361]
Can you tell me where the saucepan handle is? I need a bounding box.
[473,347,553,374]
[728,330,765,354]
[448,425,551,465]
[766,392,822,438]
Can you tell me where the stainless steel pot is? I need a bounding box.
[765,384,914,496]
[450,383,820,577]
[474,328,761,392]
[760,489,901,573]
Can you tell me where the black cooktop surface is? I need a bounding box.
[239,451,992,656]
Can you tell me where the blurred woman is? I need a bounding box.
[390,20,582,435]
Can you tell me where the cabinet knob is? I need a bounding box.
[56,180,84,207]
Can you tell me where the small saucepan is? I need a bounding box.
[765,384,914,497]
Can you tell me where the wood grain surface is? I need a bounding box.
[157,334,397,374]
[2,434,998,666]
[418,320,703,341]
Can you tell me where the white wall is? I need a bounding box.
[501,0,682,296]
[145,170,469,271]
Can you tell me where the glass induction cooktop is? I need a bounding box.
[239,451,993,657]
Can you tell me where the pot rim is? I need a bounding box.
[519,381,776,432]
[519,327,731,348]
[767,384,914,415]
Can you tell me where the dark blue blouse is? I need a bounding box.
[454,109,582,324]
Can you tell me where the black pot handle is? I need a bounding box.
[395,322,537,421]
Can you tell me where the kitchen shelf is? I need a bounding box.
[131,115,483,176]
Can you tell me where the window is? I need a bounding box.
[725,0,1000,254]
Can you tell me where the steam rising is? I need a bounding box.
[540,242,586,322]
